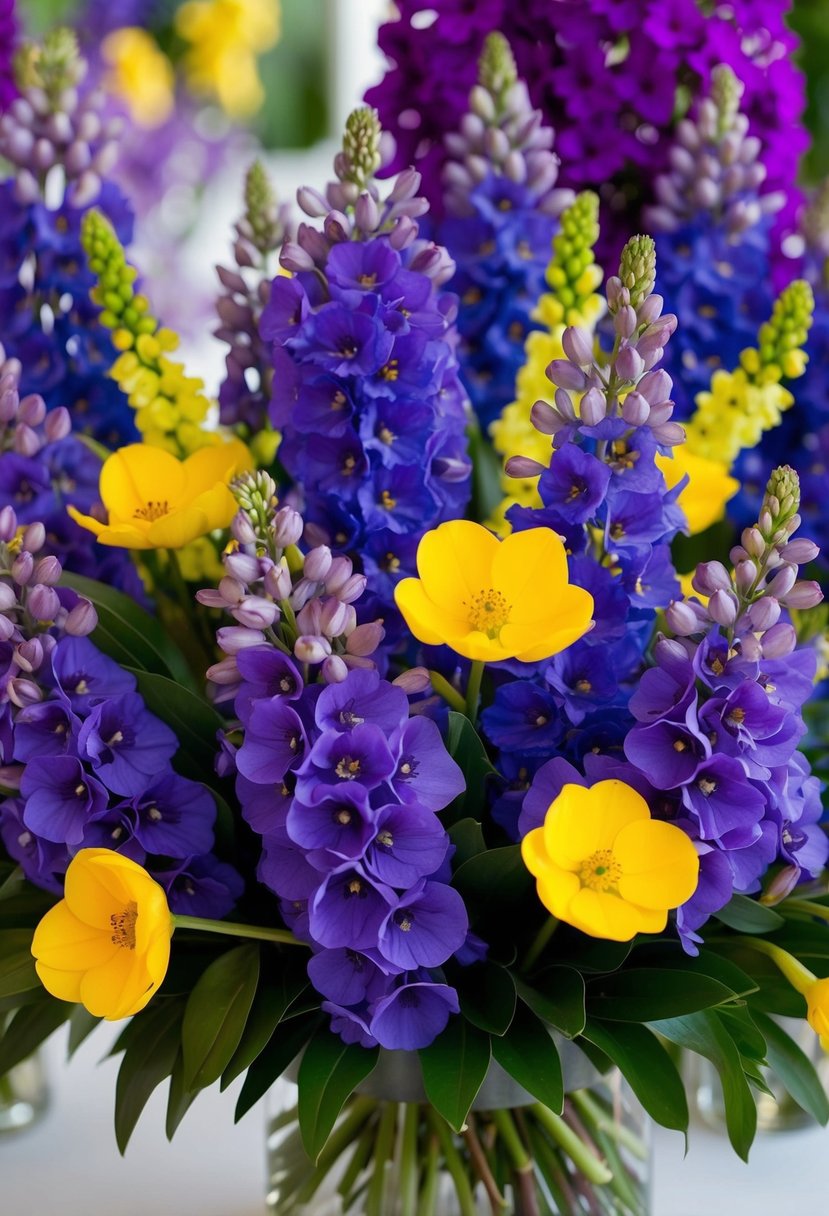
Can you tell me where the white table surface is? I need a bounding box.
[0,1027,825,1215]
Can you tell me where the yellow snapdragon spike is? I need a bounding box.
[68,439,252,549]
[521,780,700,941]
[488,192,605,534]
[101,28,175,128]
[32,850,173,1020]
[81,210,216,455]
[395,520,594,663]
[175,0,281,118]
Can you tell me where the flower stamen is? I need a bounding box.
[110,900,138,950]
[578,849,623,892]
[467,587,511,638]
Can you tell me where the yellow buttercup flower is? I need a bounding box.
[175,0,281,118]
[656,448,739,536]
[521,780,700,941]
[395,520,594,663]
[31,850,173,1020]
[101,28,175,128]
[67,439,252,549]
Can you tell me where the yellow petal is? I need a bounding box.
[79,945,147,1020]
[145,504,210,549]
[101,445,186,519]
[66,505,105,537]
[544,781,649,871]
[31,900,119,970]
[191,482,238,532]
[534,868,580,921]
[394,578,465,647]
[520,826,550,878]
[64,849,131,927]
[615,820,700,910]
[656,450,739,536]
[416,520,499,611]
[492,527,569,608]
[182,438,252,498]
[566,888,650,941]
[34,960,84,1003]
[88,524,155,550]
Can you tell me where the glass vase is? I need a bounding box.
[0,1052,49,1134]
[266,1046,650,1215]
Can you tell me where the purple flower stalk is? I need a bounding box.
[0,0,16,112]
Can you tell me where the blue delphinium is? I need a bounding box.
[0,514,237,916]
[645,64,782,421]
[439,32,573,430]
[0,31,137,447]
[262,107,470,625]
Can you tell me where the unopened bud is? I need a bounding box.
[783,580,823,610]
[294,634,332,664]
[760,621,797,658]
[345,622,384,657]
[304,546,333,582]
[666,600,700,636]
[27,584,60,621]
[748,597,781,632]
[64,598,98,636]
[273,506,303,548]
[579,388,606,427]
[322,655,349,683]
[693,561,732,596]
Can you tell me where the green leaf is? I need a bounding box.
[181,945,260,1090]
[516,966,586,1039]
[0,998,69,1077]
[586,968,737,1022]
[448,818,487,868]
[115,999,186,1154]
[221,969,308,1089]
[419,1018,491,1132]
[650,1010,756,1159]
[714,894,784,934]
[0,865,25,902]
[453,846,533,909]
[491,1004,563,1114]
[297,1025,379,1162]
[125,668,226,788]
[0,928,39,999]
[67,1006,101,1058]
[467,418,504,522]
[582,1021,689,1134]
[456,962,516,1036]
[61,572,194,688]
[166,1050,198,1140]
[443,713,496,827]
[751,1010,829,1125]
[235,1012,322,1123]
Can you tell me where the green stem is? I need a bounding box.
[399,1103,421,1216]
[364,1099,398,1216]
[530,1103,613,1187]
[572,1090,648,1163]
[492,1108,532,1172]
[784,898,829,923]
[171,914,306,948]
[522,917,559,973]
[428,1110,479,1216]
[465,659,485,722]
[416,1132,441,1216]
[739,934,817,995]
[337,1115,379,1206]
[428,669,467,714]
[295,1097,376,1205]
[463,1113,508,1213]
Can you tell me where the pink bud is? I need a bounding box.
[322,655,349,684]
[708,589,738,626]
[782,580,823,610]
[0,506,17,540]
[231,510,257,546]
[320,598,350,637]
[0,615,15,642]
[22,523,45,553]
[27,584,60,621]
[766,564,797,599]
[529,401,561,436]
[338,574,367,603]
[614,345,644,382]
[546,359,586,392]
[345,622,385,657]
[665,600,700,636]
[32,556,62,585]
[217,626,265,654]
[264,560,292,601]
[621,392,650,427]
[233,596,279,629]
[304,546,333,582]
[392,667,432,694]
[224,552,261,584]
[579,388,606,427]
[734,560,757,595]
[64,598,98,636]
[8,677,42,708]
[748,596,780,632]
[11,551,34,585]
[693,561,732,595]
[273,506,303,548]
[562,326,593,366]
[505,455,547,479]
[779,538,820,565]
[18,394,46,426]
[207,656,241,685]
[294,635,331,664]
[325,557,354,595]
[15,637,43,673]
[760,864,801,906]
[0,583,16,611]
[760,622,797,658]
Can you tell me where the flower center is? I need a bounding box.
[697,777,718,797]
[394,909,414,932]
[380,359,399,381]
[467,588,511,638]
[134,500,169,522]
[110,901,138,950]
[380,489,397,510]
[335,807,352,825]
[578,849,623,893]
[335,756,361,780]
[726,707,746,728]
[376,829,394,847]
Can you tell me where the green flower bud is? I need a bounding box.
[341,107,382,190]
[478,32,518,109]
[618,235,656,310]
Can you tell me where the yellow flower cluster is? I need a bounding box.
[175,0,281,119]
[489,192,604,534]
[100,28,175,128]
[684,279,814,466]
[80,209,215,455]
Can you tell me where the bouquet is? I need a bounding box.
[3,16,829,1216]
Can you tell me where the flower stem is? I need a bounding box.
[171,914,306,948]
[783,898,829,923]
[428,669,467,714]
[465,659,485,722]
[463,1113,508,1213]
[530,1103,613,1186]
[399,1103,421,1216]
[428,1110,479,1216]
[365,1099,398,1216]
[521,916,559,973]
[416,1130,441,1216]
[739,934,817,995]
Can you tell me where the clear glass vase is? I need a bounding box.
[266,1046,651,1215]
[0,1053,49,1134]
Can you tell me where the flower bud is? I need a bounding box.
[546,359,586,392]
[218,576,244,606]
[322,655,349,684]
[0,615,15,642]
[666,600,700,636]
[11,551,34,586]
[345,622,385,657]
[614,345,645,382]
[734,560,757,595]
[708,589,738,626]
[579,387,606,427]
[230,510,257,546]
[294,634,332,664]
[32,556,62,586]
[28,584,60,621]
[8,678,42,709]
[529,401,561,436]
[748,597,780,632]
[233,596,279,629]
[760,864,801,906]
[782,580,823,610]
[0,506,17,541]
[355,192,380,233]
[18,394,46,427]
[64,598,98,636]
[693,561,732,595]
[392,666,432,694]
[739,632,763,661]
[337,574,367,603]
[22,522,45,553]
[505,455,547,479]
[207,656,241,685]
[325,556,354,595]
[562,326,593,367]
[320,597,350,637]
[779,538,819,565]
[304,546,333,582]
[15,637,43,673]
[280,241,317,273]
[224,552,262,584]
[766,564,797,599]
[264,559,292,601]
[0,583,17,611]
[273,506,303,548]
[621,392,650,427]
[613,305,638,339]
[217,626,265,654]
[760,622,797,658]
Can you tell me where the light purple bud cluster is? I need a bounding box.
[0,343,71,456]
[442,36,573,219]
[666,467,822,661]
[284,109,455,288]
[0,506,98,715]
[199,475,385,698]
[645,64,784,239]
[0,35,123,208]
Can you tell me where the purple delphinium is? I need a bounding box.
[0,0,16,111]
[261,106,471,627]
[365,2,805,271]
[0,512,235,901]
[438,33,573,428]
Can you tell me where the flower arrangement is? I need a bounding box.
[3,14,829,1216]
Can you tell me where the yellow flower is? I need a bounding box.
[68,439,251,549]
[395,520,594,663]
[521,780,700,941]
[101,28,175,128]
[656,448,739,535]
[805,977,829,1052]
[31,850,172,1020]
[175,0,281,118]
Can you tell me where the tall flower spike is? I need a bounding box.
[81,209,216,454]
[340,106,383,191]
[216,160,289,440]
[684,279,815,465]
[614,236,656,313]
